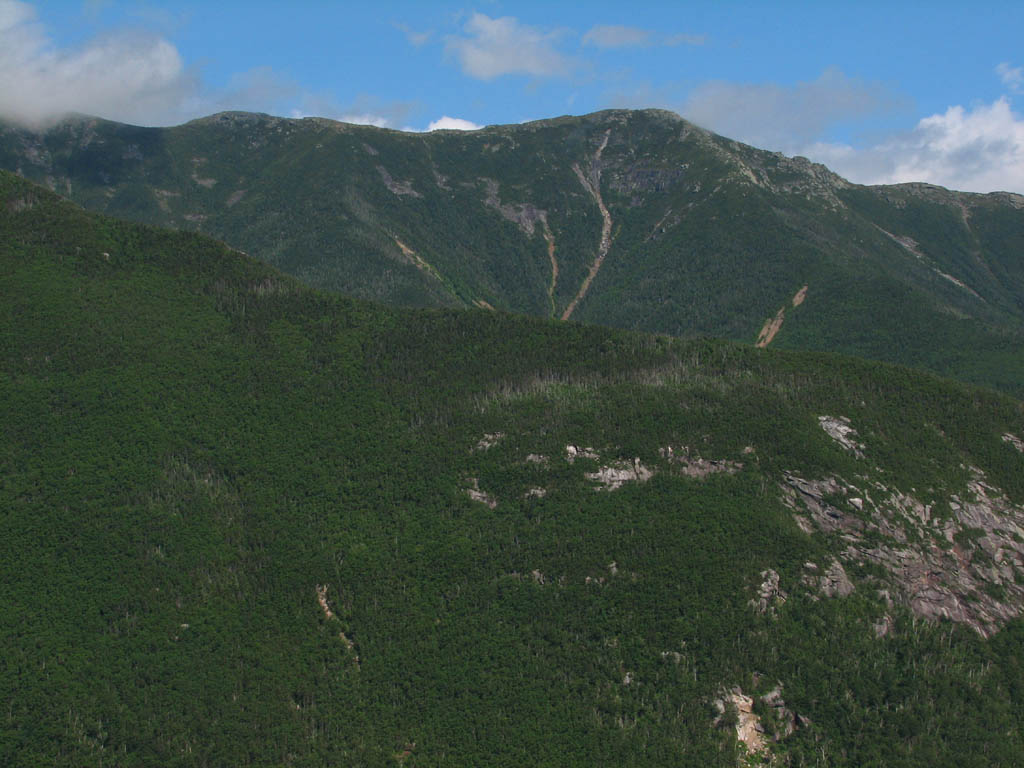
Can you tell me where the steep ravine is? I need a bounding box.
[541,219,558,317]
[562,130,613,321]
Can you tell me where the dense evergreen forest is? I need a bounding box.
[3,170,1024,766]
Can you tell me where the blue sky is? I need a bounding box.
[3,0,1024,192]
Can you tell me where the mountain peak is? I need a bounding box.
[2,107,1023,395]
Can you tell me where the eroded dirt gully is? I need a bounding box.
[756,285,808,348]
[541,220,558,316]
[562,130,612,321]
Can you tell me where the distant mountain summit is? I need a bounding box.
[2,108,1023,393]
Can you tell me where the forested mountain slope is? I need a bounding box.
[2,109,1023,395]
[3,171,1024,766]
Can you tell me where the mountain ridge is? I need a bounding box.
[2,107,1023,396]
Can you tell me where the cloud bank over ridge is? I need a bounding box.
[0,0,196,127]
[627,65,1024,194]
[807,97,1024,194]
[1,2,1020,193]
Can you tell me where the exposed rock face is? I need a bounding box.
[6,195,36,212]
[473,432,504,451]
[713,684,797,754]
[799,559,854,599]
[377,166,421,197]
[586,458,654,491]
[761,685,796,740]
[659,446,743,478]
[820,559,855,598]
[818,416,866,457]
[316,585,358,663]
[1003,433,1024,453]
[761,152,850,205]
[607,165,686,195]
[565,445,599,463]
[782,468,1024,637]
[316,584,336,621]
[782,474,857,535]
[480,178,548,236]
[873,613,895,638]
[750,569,787,616]
[714,688,765,754]
[190,157,216,188]
[464,478,498,509]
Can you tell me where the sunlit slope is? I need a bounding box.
[4,109,1024,395]
[4,110,1024,395]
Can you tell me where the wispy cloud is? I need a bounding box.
[680,68,898,150]
[219,67,301,114]
[996,62,1023,94]
[665,33,705,46]
[445,13,576,80]
[395,22,432,47]
[582,25,650,49]
[582,25,704,49]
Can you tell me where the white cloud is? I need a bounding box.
[427,116,482,131]
[804,98,1024,193]
[444,13,576,80]
[582,25,649,48]
[996,62,1023,93]
[0,0,197,127]
[680,68,896,150]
